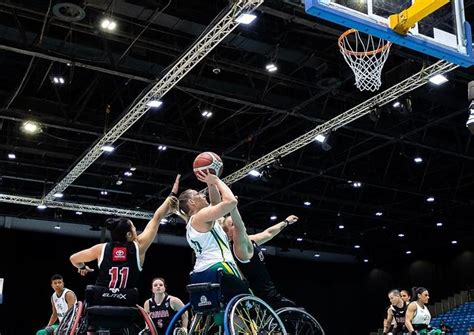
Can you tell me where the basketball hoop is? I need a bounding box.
[338,29,392,92]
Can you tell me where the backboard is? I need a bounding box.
[305,0,474,67]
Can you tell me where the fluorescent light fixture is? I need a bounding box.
[129,167,137,171]
[303,201,311,206]
[414,156,423,163]
[265,63,278,72]
[75,211,83,215]
[147,100,163,108]
[296,237,303,242]
[398,233,405,237]
[426,196,435,202]
[8,153,16,159]
[101,145,114,152]
[406,250,412,254]
[315,134,326,143]
[451,240,458,244]
[314,253,320,257]
[22,121,41,134]
[53,192,63,198]
[270,215,277,220]
[236,13,257,24]
[375,212,383,216]
[248,170,261,177]
[338,225,345,229]
[124,171,133,177]
[429,74,448,85]
[37,204,47,209]
[354,245,360,249]
[363,259,369,263]
[436,222,443,227]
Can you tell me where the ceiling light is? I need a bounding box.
[296,237,303,242]
[52,76,65,85]
[201,110,213,118]
[100,18,117,31]
[160,218,168,225]
[101,145,114,152]
[354,245,360,249]
[375,211,383,216]
[235,13,257,24]
[22,121,41,134]
[315,134,326,143]
[124,171,133,177]
[54,225,61,230]
[392,101,401,108]
[115,178,123,186]
[436,222,443,227]
[75,211,83,215]
[398,233,405,237]
[414,156,423,163]
[363,259,369,263]
[158,145,167,151]
[261,247,267,251]
[352,182,362,188]
[147,100,163,108]
[406,250,412,254]
[100,190,108,195]
[37,204,47,209]
[338,225,345,229]
[451,240,458,244]
[8,153,16,159]
[303,201,311,206]
[265,63,278,72]
[429,74,448,85]
[270,215,277,220]
[248,170,261,177]
[314,253,320,257]
[129,167,136,171]
[53,192,63,198]
[426,196,435,202]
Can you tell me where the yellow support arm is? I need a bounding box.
[389,0,450,35]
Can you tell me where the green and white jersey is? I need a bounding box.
[52,288,75,322]
[186,217,235,272]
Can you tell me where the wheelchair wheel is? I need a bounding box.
[165,303,210,335]
[56,301,84,335]
[276,307,325,335]
[137,305,158,335]
[224,294,287,335]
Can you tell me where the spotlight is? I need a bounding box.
[248,170,261,177]
[157,145,167,151]
[414,156,423,163]
[426,196,435,202]
[8,153,16,159]
[52,76,65,85]
[147,100,163,108]
[315,134,326,143]
[37,204,47,209]
[21,120,41,134]
[303,201,311,206]
[265,63,278,73]
[270,215,277,220]
[429,74,448,85]
[101,145,114,152]
[100,17,117,31]
[124,171,133,177]
[115,178,123,186]
[236,13,257,24]
[201,110,213,118]
[53,192,63,198]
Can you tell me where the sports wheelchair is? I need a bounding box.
[56,285,158,335]
[165,269,287,335]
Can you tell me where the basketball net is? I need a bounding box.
[338,29,392,92]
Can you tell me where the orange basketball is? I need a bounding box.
[193,152,223,177]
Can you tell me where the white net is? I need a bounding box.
[338,29,392,92]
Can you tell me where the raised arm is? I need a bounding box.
[230,207,254,261]
[137,174,180,254]
[208,182,222,206]
[249,215,298,245]
[193,171,237,227]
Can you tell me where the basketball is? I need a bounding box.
[193,152,223,177]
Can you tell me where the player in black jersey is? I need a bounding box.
[383,289,408,335]
[70,174,181,290]
[143,277,188,335]
[221,209,299,309]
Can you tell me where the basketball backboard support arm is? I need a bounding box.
[305,0,474,67]
[389,0,449,35]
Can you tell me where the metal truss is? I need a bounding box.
[43,0,264,202]
[0,194,154,219]
[222,60,459,185]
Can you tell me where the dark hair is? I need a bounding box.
[105,217,132,242]
[51,274,63,282]
[401,289,411,297]
[151,277,167,290]
[178,189,195,216]
[411,287,428,301]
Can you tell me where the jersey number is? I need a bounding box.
[190,240,203,254]
[108,267,129,288]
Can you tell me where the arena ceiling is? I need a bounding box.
[0,0,473,264]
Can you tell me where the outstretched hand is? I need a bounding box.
[285,215,299,224]
[78,265,94,276]
[168,174,181,213]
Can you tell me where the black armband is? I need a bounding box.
[283,219,290,226]
[78,263,86,270]
[411,331,417,335]
[169,191,177,198]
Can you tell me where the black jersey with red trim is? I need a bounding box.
[148,294,176,334]
[390,302,408,331]
[96,241,141,289]
[231,240,278,298]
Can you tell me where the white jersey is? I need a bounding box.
[52,288,75,322]
[186,217,235,272]
[411,302,431,325]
